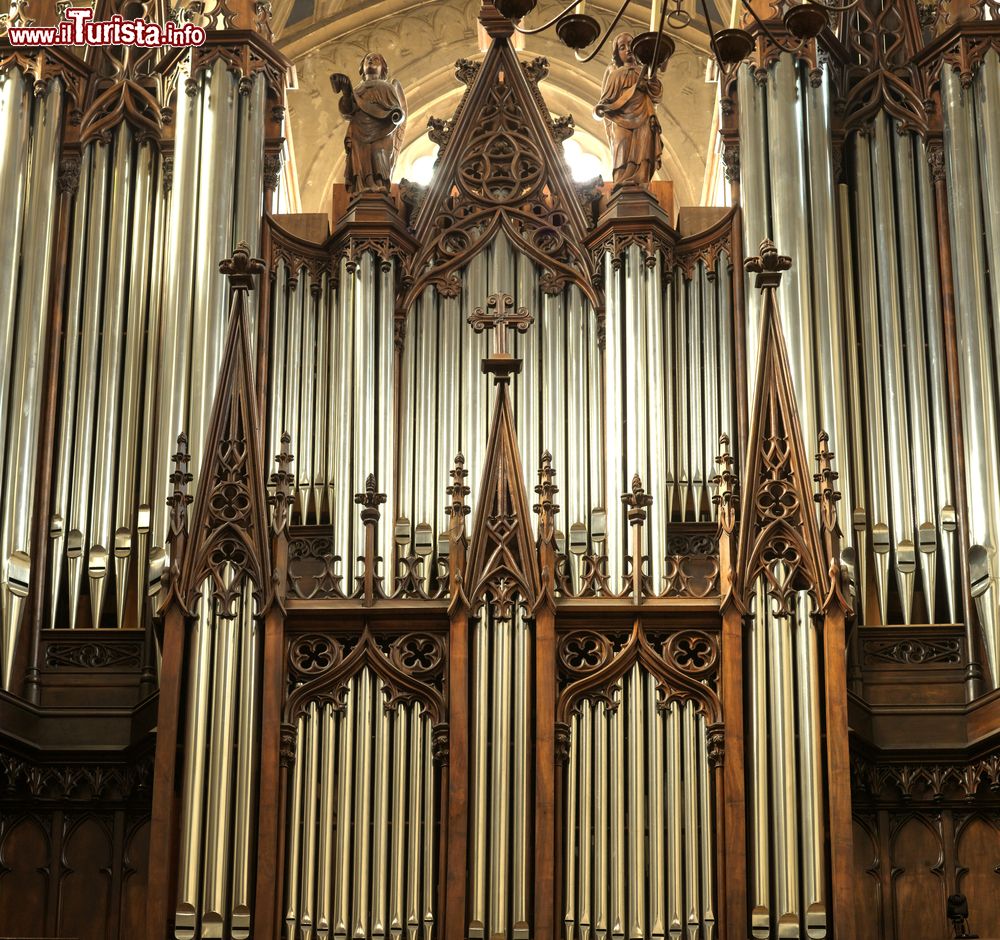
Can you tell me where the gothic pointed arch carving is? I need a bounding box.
[733,240,830,618]
[283,627,446,727]
[399,38,601,313]
[556,620,722,726]
[177,245,274,619]
[464,373,540,621]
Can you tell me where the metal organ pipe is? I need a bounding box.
[0,76,61,685]
[299,270,317,521]
[647,254,669,580]
[944,58,1000,677]
[49,150,92,630]
[853,132,892,623]
[88,124,133,628]
[284,673,436,940]
[872,114,918,624]
[563,679,716,940]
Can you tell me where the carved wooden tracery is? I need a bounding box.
[399,37,601,312]
[556,621,722,727]
[177,245,274,618]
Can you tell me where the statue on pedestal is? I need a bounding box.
[330,53,407,196]
[594,32,663,188]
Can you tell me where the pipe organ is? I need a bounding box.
[4,3,1000,940]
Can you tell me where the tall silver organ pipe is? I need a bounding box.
[747,585,827,939]
[394,240,602,581]
[563,676,716,940]
[0,75,63,687]
[942,56,1000,682]
[466,604,531,940]
[175,581,261,940]
[849,113,961,625]
[601,247,735,586]
[284,668,436,940]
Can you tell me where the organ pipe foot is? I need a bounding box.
[804,903,827,939]
[513,923,530,940]
[66,532,84,631]
[895,539,917,624]
[872,524,891,623]
[201,912,223,938]
[3,552,30,689]
[48,521,64,631]
[776,913,800,938]
[174,904,197,940]
[88,546,109,628]
[750,906,770,939]
[114,527,132,628]
[232,907,251,940]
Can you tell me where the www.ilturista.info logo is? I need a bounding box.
[7,7,206,47]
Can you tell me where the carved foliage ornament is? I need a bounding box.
[557,621,722,725]
[402,41,599,311]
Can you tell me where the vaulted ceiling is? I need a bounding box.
[273,0,730,214]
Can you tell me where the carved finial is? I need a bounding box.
[269,432,295,534]
[468,292,534,380]
[744,238,792,289]
[446,453,472,524]
[355,474,387,521]
[167,434,193,541]
[814,431,842,538]
[713,433,740,534]
[533,450,560,541]
[622,473,653,525]
[219,241,265,291]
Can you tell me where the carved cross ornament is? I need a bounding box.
[468,291,534,379]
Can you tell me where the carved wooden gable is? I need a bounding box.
[734,240,827,616]
[401,32,599,311]
[178,246,273,617]
[465,376,541,620]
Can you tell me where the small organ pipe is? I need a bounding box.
[299,701,320,940]
[422,718,435,940]
[371,693,390,937]
[407,705,424,940]
[626,666,646,940]
[696,714,716,940]
[391,702,410,937]
[580,702,594,940]
[286,712,306,933]
[749,582,770,938]
[610,681,625,938]
[682,701,700,940]
[513,612,530,939]
[564,710,579,940]
[702,263,719,521]
[354,670,375,939]
[314,274,330,519]
[675,278,690,520]
[316,705,336,940]
[175,594,213,940]
[268,259,288,461]
[647,254,669,578]
[333,678,356,938]
[666,702,682,938]
[489,616,512,940]
[646,672,665,938]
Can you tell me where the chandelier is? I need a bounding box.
[496,0,858,76]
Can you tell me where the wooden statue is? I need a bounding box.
[330,53,407,196]
[594,32,663,188]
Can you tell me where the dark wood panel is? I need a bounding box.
[891,815,947,940]
[851,816,882,940]
[0,815,50,938]
[58,815,114,940]
[956,814,1000,938]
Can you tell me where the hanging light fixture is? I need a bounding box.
[499,0,859,77]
